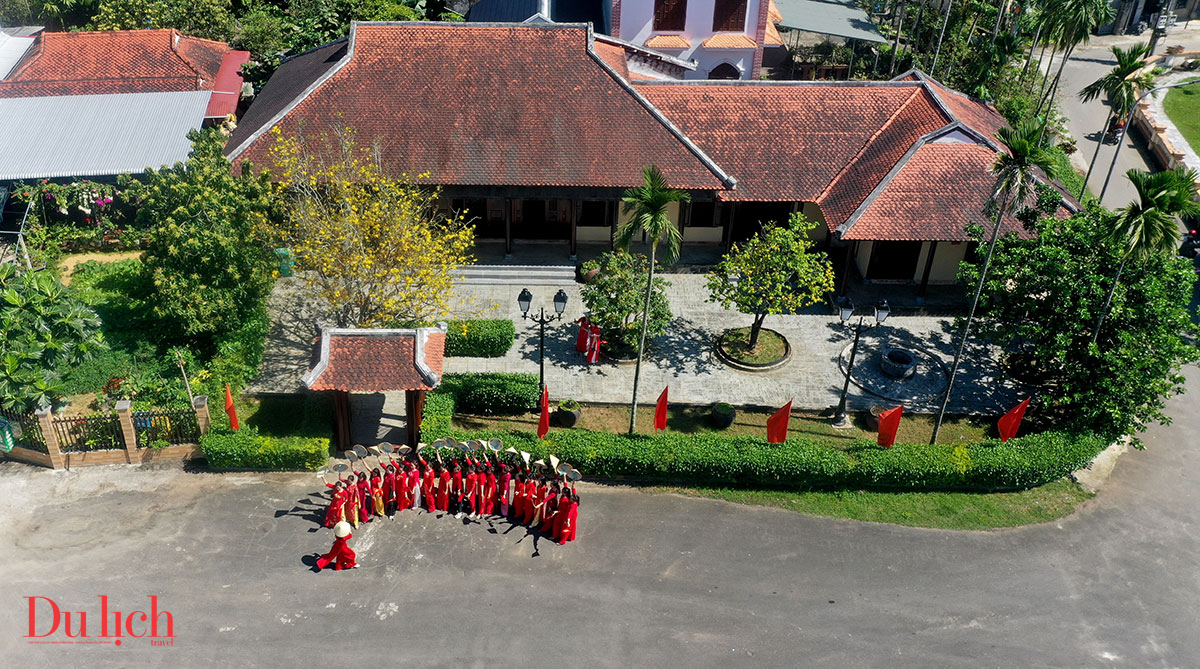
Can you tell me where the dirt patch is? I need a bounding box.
[58,251,142,285]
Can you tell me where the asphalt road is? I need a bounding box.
[1056,26,1200,208]
[1,364,1198,667]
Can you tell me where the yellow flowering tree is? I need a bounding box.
[706,212,835,350]
[271,126,475,327]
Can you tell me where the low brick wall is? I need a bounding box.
[5,445,53,468]
[10,397,213,470]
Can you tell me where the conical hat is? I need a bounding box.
[333,521,352,538]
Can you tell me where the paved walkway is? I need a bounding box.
[250,273,1018,418]
[445,275,1015,414]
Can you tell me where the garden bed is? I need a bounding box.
[422,384,1107,493]
[715,327,791,371]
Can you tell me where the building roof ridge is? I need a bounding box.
[585,25,736,189]
[816,87,943,205]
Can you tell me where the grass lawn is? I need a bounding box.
[1164,78,1200,155]
[453,404,991,446]
[719,327,787,364]
[643,479,1094,530]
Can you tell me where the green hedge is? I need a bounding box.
[418,416,1106,492]
[444,319,516,357]
[437,372,539,415]
[199,427,328,471]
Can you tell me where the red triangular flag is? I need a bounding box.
[877,405,903,448]
[766,400,792,444]
[654,386,669,432]
[998,397,1031,443]
[537,386,550,439]
[224,383,240,431]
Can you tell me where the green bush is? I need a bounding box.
[443,319,516,357]
[439,372,539,415]
[413,420,1108,493]
[421,390,456,436]
[199,426,327,471]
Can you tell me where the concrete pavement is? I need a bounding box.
[2,364,1198,667]
[1055,26,1200,208]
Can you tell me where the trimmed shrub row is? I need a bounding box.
[444,319,517,358]
[438,372,539,415]
[199,427,328,471]
[420,374,1108,492]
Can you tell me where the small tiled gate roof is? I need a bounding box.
[303,326,447,392]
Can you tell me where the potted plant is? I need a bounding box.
[554,399,582,428]
[710,402,736,429]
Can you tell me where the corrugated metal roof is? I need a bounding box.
[0,90,209,181]
[775,0,887,43]
[0,33,36,79]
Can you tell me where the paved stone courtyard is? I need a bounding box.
[249,271,1020,441]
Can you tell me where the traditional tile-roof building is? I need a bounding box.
[228,22,1075,291]
[0,29,249,183]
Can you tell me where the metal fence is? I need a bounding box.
[51,414,125,453]
[133,409,200,448]
[0,408,46,453]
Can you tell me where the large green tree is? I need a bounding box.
[94,0,234,41]
[959,205,1198,440]
[580,251,672,352]
[616,166,688,435]
[0,265,105,411]
[1092,167,1200,343]
[125,129,279,353]
[931,119,1058,444]
[706,212,834,350]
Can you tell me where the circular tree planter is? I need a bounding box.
[602,341,643,367]
[714,327,792,372]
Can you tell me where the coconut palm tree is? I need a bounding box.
[930,119,1059,445]
[616,166,689,435]
[1036,0,1115,118]
[1091,167,1200,345]
[1077,43,1155,198]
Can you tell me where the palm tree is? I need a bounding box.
[1036,0,1115,119]
[617,166,689,435]
[930,0,954,76]
[1077,43,1155,199]
[1091,167,1200,345]
[930,120,1059,445]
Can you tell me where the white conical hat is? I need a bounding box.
[334,521,352,538]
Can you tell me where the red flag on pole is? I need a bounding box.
[998,397,1031,442]
[537,386,550,439]
[766,400,792,444]
[877,405,903,448]
[654,386,669,432]
[224,383,239,431]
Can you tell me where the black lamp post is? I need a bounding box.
[832,297,890,428]
[518,287,568,392]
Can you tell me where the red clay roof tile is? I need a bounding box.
[0,29,238,98]
[306,329,446,392]
[841,142,1026,242]
[232,23,728,190]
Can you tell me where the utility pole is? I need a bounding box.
[1148,0,1177,55]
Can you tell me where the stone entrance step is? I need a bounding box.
[456,264,576,286]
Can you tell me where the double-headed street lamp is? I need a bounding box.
[833,297,890,428]
[518,287,568,392]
